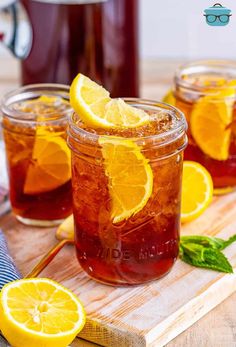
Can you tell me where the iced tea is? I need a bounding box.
[68,99,187,285]
[2,84,73,226]
[174,61,236,193]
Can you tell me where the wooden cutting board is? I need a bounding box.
[1,191,236,347]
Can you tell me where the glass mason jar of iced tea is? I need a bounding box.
[174,61,236,194]
[68,99,187,285]
[1,84,73,226]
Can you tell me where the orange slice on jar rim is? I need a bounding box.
[190,86,235,161]
[24,128,71,195]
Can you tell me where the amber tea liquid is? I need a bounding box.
[175,61,236,193]
[2,85,73,226]
[20,0,139,98]
[68,100,187,285]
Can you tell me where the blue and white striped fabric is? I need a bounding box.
[0,229,21,290]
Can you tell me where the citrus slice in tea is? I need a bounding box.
[190,87,235,161]
[99,136,153,224]
[181,161,213,223]
[70,73,149,128]
[24,131,71,195]
[0,278,86,347]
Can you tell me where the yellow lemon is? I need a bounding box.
[99,136,153,224]
[190,87,235,161]
[24,131,71,195]
[0,278,86,347]
[70,73,149,128]
[181,161,213,223]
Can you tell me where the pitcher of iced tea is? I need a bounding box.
[0,0,139,97]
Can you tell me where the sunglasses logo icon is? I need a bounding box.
[204,3,232,26]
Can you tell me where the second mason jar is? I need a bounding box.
[1,84,73,226]
[68,99,187,285]
[174,60,236,194]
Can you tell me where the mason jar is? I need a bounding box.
[174,60,236,194]
[68,99,187,285]
[1,84,73,226]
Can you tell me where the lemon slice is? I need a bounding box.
[190,87,235,161]
[181,161,213,223]
[99,136,153,224]
[24,130,71,195]
[70,73,149,128]
[0,278,86,347]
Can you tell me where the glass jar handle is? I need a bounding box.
[213,3,223,7]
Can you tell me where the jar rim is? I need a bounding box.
[175,60,236,95]
[1,83,72,123]
[68,98,187,145]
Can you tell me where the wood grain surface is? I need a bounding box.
[1,191,236,347]
[0,57,236,347]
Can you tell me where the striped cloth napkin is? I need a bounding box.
[0,230,20,345]
[0,229,21,290]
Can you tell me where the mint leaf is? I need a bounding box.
[179,234,236,273]
[180,234,236,251]
[180,235,226,250]
[180,243,206,262]
[180,242,233,273]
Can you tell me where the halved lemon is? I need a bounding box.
[99,136,153,224]
[181,161,213,223]
[70,73,149,128]
[190,87,235,161]
[24,130,71,195]
[0,278,86,347]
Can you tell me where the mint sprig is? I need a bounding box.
[179,234,236,273]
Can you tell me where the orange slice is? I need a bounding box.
[24,131,71,195]
[99,136,153,224]
[181,161,213,223]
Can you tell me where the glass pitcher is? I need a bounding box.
[0,0,139,97]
